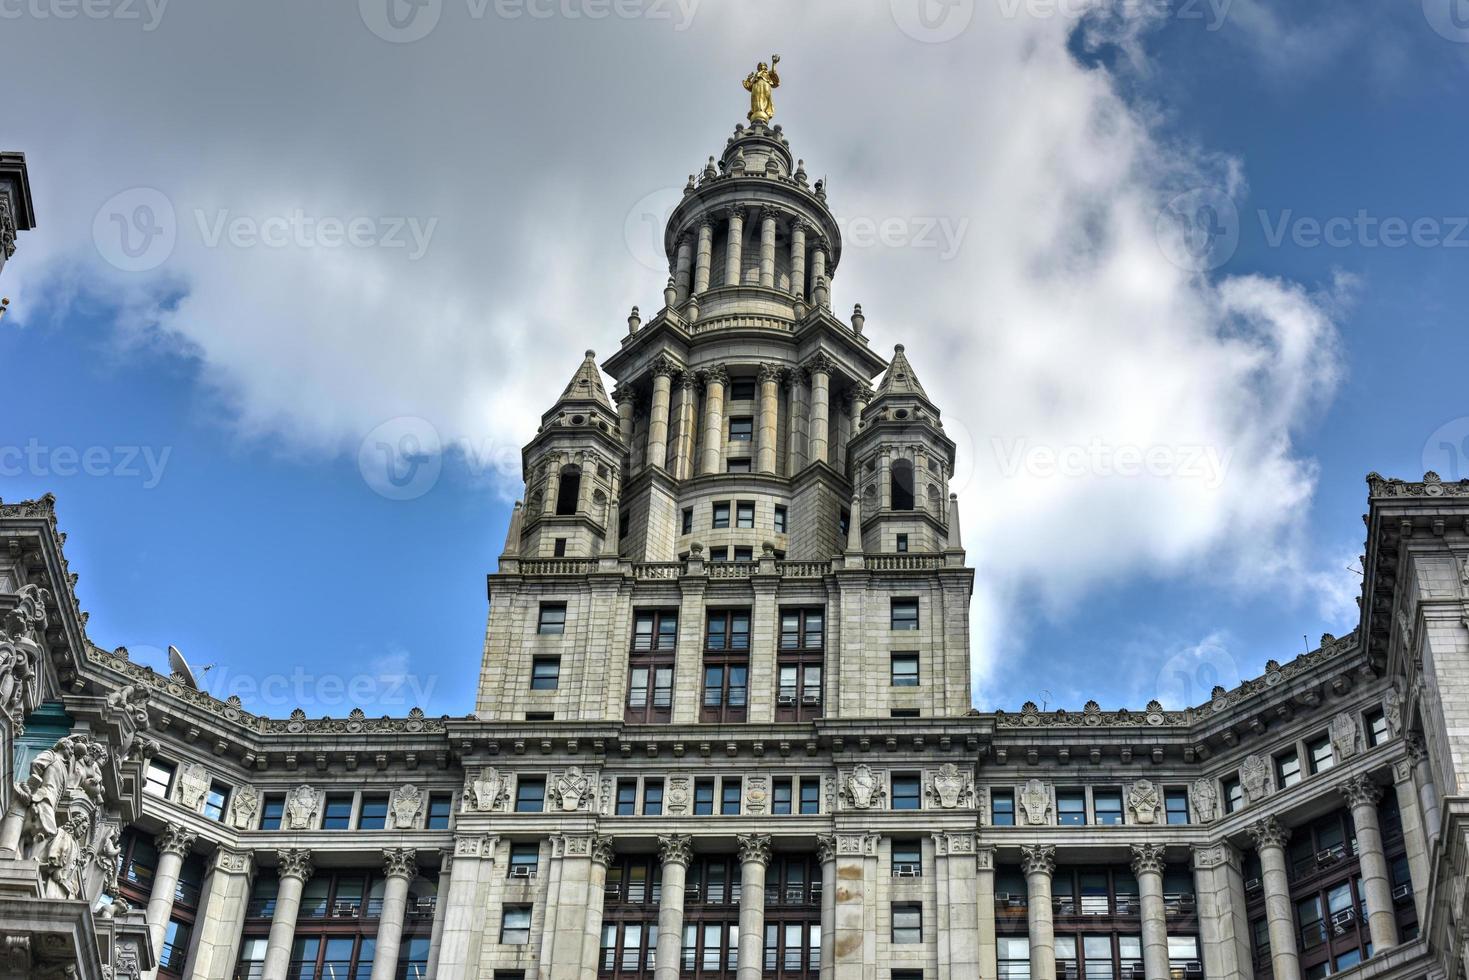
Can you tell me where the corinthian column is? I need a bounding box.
[1342,775,1399,951]
[262,849,314,980]
[756,364,781,474]
[736,835,772,980]
[145,822,196,975]
[1405,733,1441,844]
[816,836,836,980]
[806,353,833,466]
[1131,844,1169,980]
[1021,844,1056,978]
[369,848,419,980]
[694,219,714,294]
[674,233,694,304]
[1247,817,1301,980]
[790,221,808,300]
[672,372,698,480]
[190,847,255,980]
[646,358,677,470]
[654,836,693,980]
[724,207,746,287]
[699,367,728,476]
[759,210,778,287]
[810,239,828,295]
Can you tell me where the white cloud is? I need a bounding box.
[4,0,1350,703]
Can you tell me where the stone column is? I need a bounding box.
[759,211,778,288]
[851,384,870,433]
[423,851,452,979]
[817,836,836,980]
[1247,817,1301,980]
[262,849,314,980]
[144,823,196,977]
[674,233,694,304]
[1021,844,1056,979]
[615,388,636,449]
[933,834,981,980]
[736,835,772,980]
[185,847,253,980]
[369,848,419,980]
[654,836,693,980]
[790,221,808,300]
[810,240,827,294]
[1342,775,1399,950]
[578,837,615,979]
[646,359,676,470]
[756,364,781,474]
[672,373,698,481]
[1192,844,1252,980]
[544,458,563,514]
[831,834,877,980]
[1391,756,1430,923]
[975,846,997,980]
[784,374,805,476]
[1131,844,1170,980]
[879,451,892,511]
[806,353,832,467]
[694,219,714,294]
[724,207,746,287]
[436,836,497,980]
[699,367,728,476]
[1406,734,1442,844]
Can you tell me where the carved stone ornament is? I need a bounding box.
[383,847,418,880]
[1329,712,1360,762]
[666,776,691,815]
[1246,816,1290,851]
[1191,844,1230,872]
[176,762,210,811]
[1341,774,1382,810]
[391,785,423,829]
[658,835,694,867]
[549,766,595,812]
[816,834,837,865]
[1240,754,1271,804]
[744,775,770,815]
[1126,779,1161,825]
[840,765,884,810]
[1019,779,1052,826]
[0,583,49,726]
[464,767,509,813]
[1130,843,1167,877]
[737,834,773,866]
[37,809,92,899]
[11,733,110,876]
[1020,844,1056,877]
[927,763,974,810]
[1191,778,1219,824]
[277,848,315,882]
[285,785,321,830]
[156,822,197,858]
[1384,687,1403,737]
[590,835,615,868]
[228,785,260,830]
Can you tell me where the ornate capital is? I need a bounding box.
[805,351,834,376]
[677,370,699,390]
[816,834,837,865]
[727,205,747,223]
[612,385,637,408]
[1020,844,1056,878]
[657,834,694,868]
[155,823,196,858]
[1341,774,1382,809]
[383,847,418,880]
[1129,843,1167,877]
[277,848,315,882]
[1403,732,1426,765]
[737,834,773,867]
[701,365,730,389]
[211,847,253,876]
[1246,816,1291,852]
[975,845,995,872]
[651,355,681,378]
[590,835,616,868]
[758,362,784,385]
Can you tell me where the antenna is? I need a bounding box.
[1303,634,1310,656]
[1040,689,1051,711]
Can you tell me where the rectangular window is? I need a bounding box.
[892,842,922,877]
[895,533,909,553]
[203,782,230,821]
[694,779,715,815]
[1307,735,1335,774]
[1223,776,1244,814]
[991,789,1016,826]
[736,501,755,528]
[530,656,560,690]
[891,599,919,630]
[891,652,919,687]
[160,918,192,973]
[799,778,821,815]
[1057,791,1087,826]
[515,777,546,813]
[780,609,824,649]
[1365,709,1390,747]
[322,794,354,830]
[552,537,567,557]
[772,778,793,815]
[708,546,730,561]
[426,793,453,829]
[358,793,389,830]
[892,904,922,944]
[616,779,638,816]
[508,843,539,878]
[643,779,664,816]
[721,779,742,815]
[632,609,678,651]
[1165,789,1190,825]
[144,760,175,799]
[774,506,787,534]
[526,711,554,721]
[727,458,751,473]
[260,793,286,830]
[712,502,731,529]
[1277,749,1302,788]
[729,417,753,442]
[537,603,566,635]
[682,508,693,534]
[501,906,532,944]
[1094,789,1124,826]
[891,774,921,811]
[729,378,756,401]
[891,708,920,718]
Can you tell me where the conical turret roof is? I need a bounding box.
[558,349,613,410]
[876,344,929,400]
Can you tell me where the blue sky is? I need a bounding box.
[2,0,1466,718]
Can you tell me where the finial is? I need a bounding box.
[664,277,678,308]
[684,174,696,195]
[742,54,781,123]
[851,303,865,335]
[813,275,830,310]
[704,156,719,180]
[894,343,905,354]
[794,159,807,186]
[731,148,746,176]
[585,349,596,358]
[627,306,641,335]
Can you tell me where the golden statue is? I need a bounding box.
[743,55,781,123]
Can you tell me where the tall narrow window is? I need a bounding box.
[702,610,751,723]
[891,459,915,510]
[774,506,787,534]
[991,789,1016,826]
[891,652,919,687]
[736,501,755,527]
[555,466,581,515]
[729,417,754,442]
[538,603,566,635]
[530,656,560,690]
[777,608,824,722]
[712,502,730,529]
[891,599,919,630]
[627,610,677,724]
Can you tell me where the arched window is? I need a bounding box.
[556,465,582,515]
[891,459,915,511]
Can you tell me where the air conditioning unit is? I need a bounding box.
[1317,845,1345,865]
[331,902,360,918]
[777,695,796,706]
[893,863,921,877]
[1392,883,1412,901]
[1178,894,1196,907]
[1330,908,1356,934]
[510,866,533,879]
[802,694,821,704]
[1245,878,1262,893]
[1183,962,1203,977]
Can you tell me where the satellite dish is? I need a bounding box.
[168,645,199,689]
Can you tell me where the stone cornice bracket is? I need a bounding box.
[1020,844,1056,877]
[701,365,730,388]
[277,848,315,882]
[804,351,835,376]
[590,834,616,868]
[1341,774,1382,809]
[383,847,418,880]
[1129,843,1167,877]
[815,834,837,865]
[658,834,694,868]
[1246,815,1291,851]
[155,823,197,858]
[737,834,773,867]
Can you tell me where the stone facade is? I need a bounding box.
[2,108,1469,980]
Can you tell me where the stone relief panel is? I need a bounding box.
[227,785,260,830]
[1329,712,1360,762]
[1384,687,1403,737]
[1191,777,1219,824]
[285,785,321,829]
[666,776,691,815]
[390,784,423,829]
[463,767,509,813]
[1126,779,1161,825]
[926,763,974,810]
[839,765,885,810]
[175,762,210,811]
[744,775,770,815]
[548,766,596,812]
[1019,778,1052,826]
[1240,754,1271,805]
